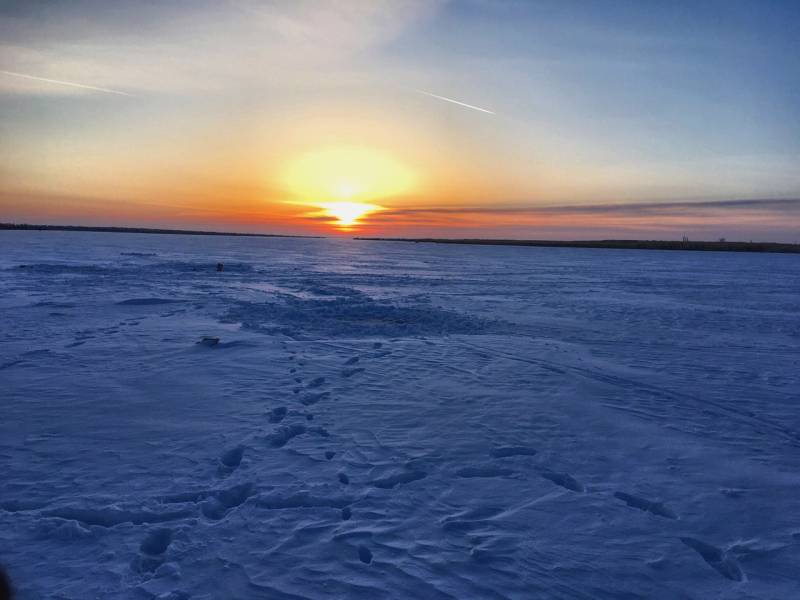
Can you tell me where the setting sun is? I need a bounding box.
[322,201,383,229]
[284,146,416,202]
[282,146,415,230]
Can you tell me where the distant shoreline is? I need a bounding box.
[0,223,322,239]
[4,224,797,253]
[356,237,800,254]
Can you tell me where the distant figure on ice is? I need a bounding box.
[216,262,224,272]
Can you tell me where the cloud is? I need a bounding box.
[0,69,133,96]
[413,89,495,114]
[0,1,443,97]
[232,0,441,57]
[543,198,800,215]
[359,198,800,241]
[381,198,800,216]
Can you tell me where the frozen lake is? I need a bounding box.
[1,231,799,599]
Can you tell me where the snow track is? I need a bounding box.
[1,232,799,598]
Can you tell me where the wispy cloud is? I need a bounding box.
[0,69,133,96]
[358,198,800,241]
[382,198,800,216]
[413,89,495,115]
[0,1,444,97]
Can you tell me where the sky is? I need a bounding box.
[1,0,799,240]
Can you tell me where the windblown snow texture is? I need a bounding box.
[1,231,799,598]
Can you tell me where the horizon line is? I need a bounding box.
[0,222,323,239]
[4,222,799,249]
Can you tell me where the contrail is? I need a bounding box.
[0,70,133,97]
[414,89,495,115]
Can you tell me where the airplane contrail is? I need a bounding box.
[414,88,495,115]
[0,70,133,97]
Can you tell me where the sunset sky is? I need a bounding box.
[1,0,799,240]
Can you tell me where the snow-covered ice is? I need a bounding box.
[1,231,799,599]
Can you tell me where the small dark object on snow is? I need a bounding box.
[199,336,220,347]
[216,262,224,272]
[358,545,373,564]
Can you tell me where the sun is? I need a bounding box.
[322,201,381,229]
[283,146,416,230]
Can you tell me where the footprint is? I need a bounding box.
[358,545,373,564]
[325,451,336,460]
[344,356,360,365]
[614,492,677,519]
[456,466,515,478]
[267,424,307,448]
[541,470,584,492]
[301,391,330,406]
[342,368,365,378]
[307,377,326,389]
[371,469,427,489]
[268,407,287,423]
[140,528,173,556]
[680,537,745,581]
[341,507,352,521]
[490,446,537,459]
[372,342,382,349]
[338,472,350,485]
[201,483,254,520]
[219,446,244,471]
[135,527,173,572]
[309,426,330,438]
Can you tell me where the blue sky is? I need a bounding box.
[1,1,798,239]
